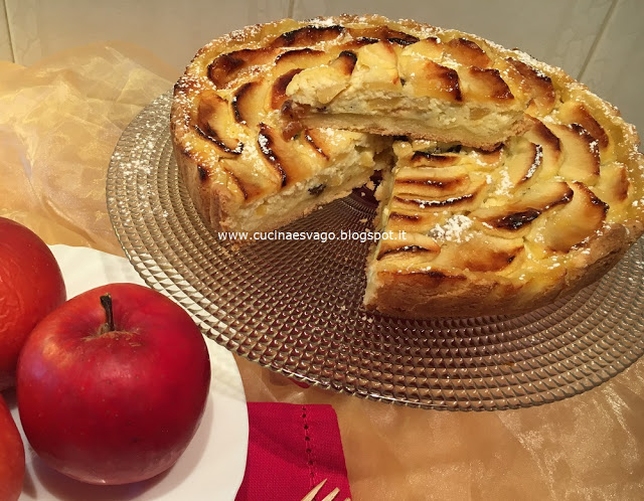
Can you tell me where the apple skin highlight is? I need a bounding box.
[16,282,211,485]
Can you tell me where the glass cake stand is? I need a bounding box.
[106,92,644,411]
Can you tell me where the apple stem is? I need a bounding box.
[100,293,115,334]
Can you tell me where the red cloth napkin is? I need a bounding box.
[235,402,352,501]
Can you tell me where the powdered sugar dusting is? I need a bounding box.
[430,215,473,243]
[494,169,513,197]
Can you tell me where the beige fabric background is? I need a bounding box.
[1,43,643,500]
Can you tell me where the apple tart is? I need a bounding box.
[171,14,644,318]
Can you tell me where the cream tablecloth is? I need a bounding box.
[1,42,643,500]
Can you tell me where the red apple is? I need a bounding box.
[16,282,211,485]
[0,216,67,390]
[0,393,24,501]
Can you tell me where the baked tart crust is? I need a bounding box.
[171,14,644,318]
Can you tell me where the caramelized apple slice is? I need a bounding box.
[558,100,611,153]
[470,145,504,170]
[522,118,561,179]
[232,80,268,126]
[195,91,243,156]
[543,182,608,251]
[392,179,487,212]
[384,211,443,234]
[352,40,402,92]
[408,150,462,168]
[208,48,275,88]
[399,36,443,61]
[460,66,515,102]
[274,48,327,67]
[271,69,303,110]
[398,38,459,100]
[551,123,601,185]
[506,57,556,115]
[394,165,471,198]
[400,59,462,101]
[257,122,323,187]
[301,129,332,160]
[376,232,440,261]
[331,50,359,74]
[445,37,491,67]
[592,161,630,205]
[348,25,420,45]
[284,51,356,106]
[219,159,268,202]
[434,234,525,272]
[504,136,543,186]
[271,49,337,109]
[473,181,573,232]
[270,24,345,48]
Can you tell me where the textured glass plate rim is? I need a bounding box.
[106,91,644,411]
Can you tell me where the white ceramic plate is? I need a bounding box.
[11,244,249,500]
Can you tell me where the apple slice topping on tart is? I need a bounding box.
[172,15,644,317]
[283,31,532,149]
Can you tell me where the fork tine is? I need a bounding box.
[320,487,339,501]
[300,478,351,501]
[300,479,327,501]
